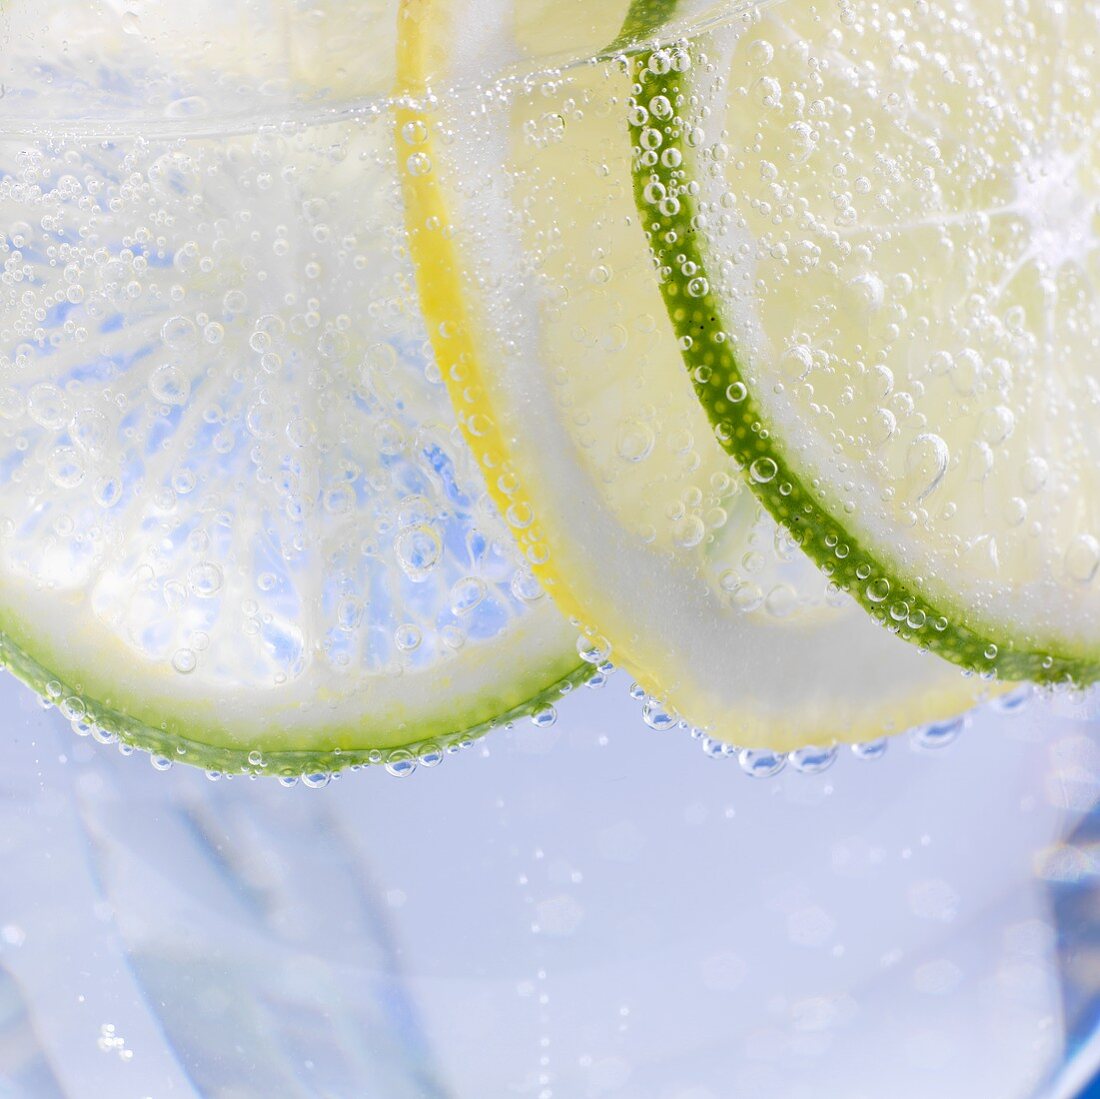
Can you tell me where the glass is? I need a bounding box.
[0,2,1097,1098]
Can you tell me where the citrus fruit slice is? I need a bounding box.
[633,0,1100,685]
[397,0,993,748]
[0,14,587,774]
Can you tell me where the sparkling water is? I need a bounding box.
[1,676,1099,1098]
[1,4,1099,1097]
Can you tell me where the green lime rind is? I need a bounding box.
[607,0,682,53]
[0,622,591,776]
[628,49,1099,688]
[608,0,753,56]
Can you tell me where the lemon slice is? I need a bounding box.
[397,0,992,747]
[634,1,1100,684]
[0,19,586,774]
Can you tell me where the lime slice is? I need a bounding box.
[0,27,586,774]
[397,0,993,747]
[633,1,1100,684]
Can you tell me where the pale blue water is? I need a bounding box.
[1,671,1099,1098]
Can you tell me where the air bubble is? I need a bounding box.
[642,698,678,731]
[27,384,68,429]
[577,635,612,664]
[911,716,966,750]
[616,419,655,462]
[673,515,705,548]
[1065,535,1099,584]
[967,441,994,482]
[738,748,786,778]
[905,434,949,501]
[188,562,223,598]
[159,579,184,613]
[402,119,428,145]
[749,39,775,66]
[385,750,417,777]
[171,649,197,674]
[753,76,782,108]
[149,363,191,406]
[848,273,884,312]
[950,348,983,395]
[779,346,813,381]
[450,577,487,616]
[530,704,557,729]
[764,584,798,618]
[865,577,891,603]
[511,569,543,603]
[730,581,764,613]
[750,457,778,484]
[335,597,363,630]
[419,745,444,767]
[788,744,838,773]
[647,50,672,75]
[60,696,86,721]
[70,409,110,455]
[851,738,888,760]
[406,152,432,176]
[161,315,197,350]
[396,525,442,582]
[47,447,85,489]
[980,405,1015,445]
[223,289,248,314]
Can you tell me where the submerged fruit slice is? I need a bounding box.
[397,0,993,748]
[0,28,586,774]
[634,1,1100,684]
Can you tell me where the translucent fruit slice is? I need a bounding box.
[397,0,993,748]
[633,0,1100,684]
[0,24,586,774]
